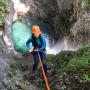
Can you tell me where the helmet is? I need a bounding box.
[32,25,42,35]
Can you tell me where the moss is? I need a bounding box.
[10,64,17,70]
[47,44,90,89]
[49,44,90,72]
[0,1,7,29]
[46,54,55,65]
[80,74,90,83]
[10,63,17,75]
[83,0,90,8]
[67,45,90,71]
[85,0,90,5]
[67,58,89,71]
[53,51,76,71]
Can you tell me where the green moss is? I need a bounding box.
[80,74,90,83]
[10,63,18,75]
[83,0,90,8]
[67,58,89,71]
[85,0,90,5]
[10,64,17,70]
[54,51,76,70]
[46,54,55,65]
[49,44,90,72]
[67,45,90,71]
[0,1,7,29]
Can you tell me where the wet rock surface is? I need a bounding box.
[0,37,39,90]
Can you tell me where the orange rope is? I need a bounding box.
[38,52,51,90]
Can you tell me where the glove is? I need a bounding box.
[33,49,38,52]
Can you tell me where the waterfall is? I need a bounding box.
[46,36,78,55]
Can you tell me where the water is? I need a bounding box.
[46,36,78,55]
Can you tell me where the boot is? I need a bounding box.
[31,69,35,77]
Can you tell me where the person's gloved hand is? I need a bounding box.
[33,49,38,52]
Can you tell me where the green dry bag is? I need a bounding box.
[11,21,32,53]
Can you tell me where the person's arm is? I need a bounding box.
[38,35,46,52]
[26,38,31,46]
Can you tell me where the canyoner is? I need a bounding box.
[26,25,47,77]
[27,25,50,90]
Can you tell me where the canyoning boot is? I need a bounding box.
[31,70,38,80]
[31,70,36,78]
[45,71,49,78]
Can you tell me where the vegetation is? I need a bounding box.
[10,63,17,75]
[46,44,90,89]
[83,0,90,8]
[0,1,7,29]
[84,0,90,5]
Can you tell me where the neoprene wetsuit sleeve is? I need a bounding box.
[38,35,46,52]
[26,38,31,46]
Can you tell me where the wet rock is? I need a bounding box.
[0,38,39,90]
[70,0,90,47]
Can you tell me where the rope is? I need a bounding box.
[37,52,51,90]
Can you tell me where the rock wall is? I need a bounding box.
[70,0,90,46]
[5,0,90,46]
[20,0,74,40]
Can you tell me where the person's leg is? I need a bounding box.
[43,60,47,75]
[40,52,47,75]
[31,53,39,76]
